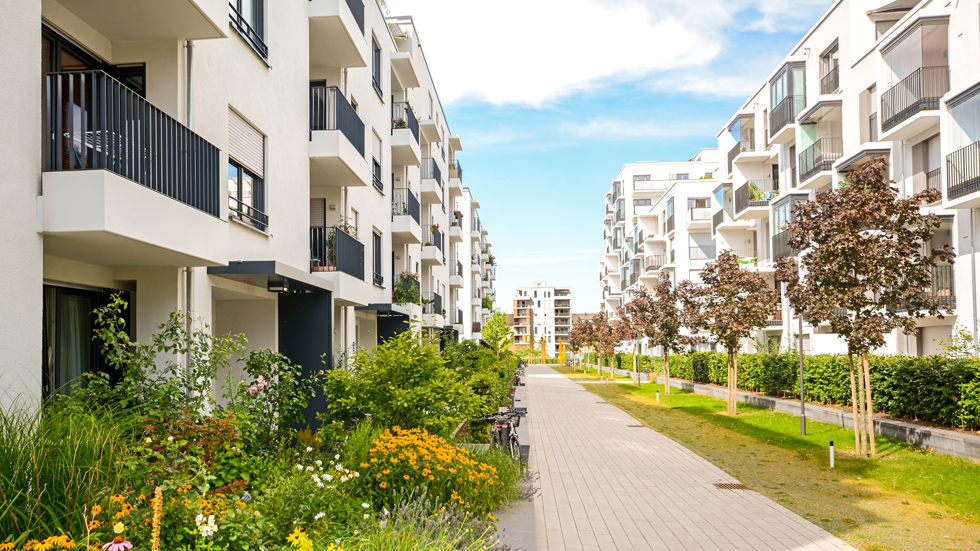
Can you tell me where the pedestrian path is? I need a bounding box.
[526,366,856,551]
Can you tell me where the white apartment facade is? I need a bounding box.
[0,0,494,414]
[513,282,572,357]
[604,0,980,357]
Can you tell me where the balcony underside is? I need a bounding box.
[450,275,463,288]
[52,0,226,41]
[422,246,444,265]
[311,271,369,307]
[798,170,834,190]
[390,52,420,89]
[879,110,940,143]
[448,178,462,197]
[40,170,227,267]
[310,130,369,187]
[391,215,421,244]
[735,204,770,220]
[420,179,441,203]
[419,119,439,143]
[391,128,421,166]
[308,0,368,68]
[769,123,796,145]
[449,226,464,242]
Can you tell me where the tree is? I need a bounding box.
[685,251,779,415]
[615,305,642,383]
[482,310,513,358]
[776,157,953,456]
[568,318,590,368]
[625,275,688,394]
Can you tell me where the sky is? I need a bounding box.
[389,0,833,313]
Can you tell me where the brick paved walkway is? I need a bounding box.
[526,366,856,551]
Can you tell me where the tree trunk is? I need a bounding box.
[664,347,671,395]
[633,342,638,385]
[855,350,868,456]
[847,351,861,454]
[863,352,876,457]
[731,351,739,415]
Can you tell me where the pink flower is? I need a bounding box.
[103,537,133,551]
[249,387,257,395]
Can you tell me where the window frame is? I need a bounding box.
[228,159,268,231]
[230,0,269,61]
[372,38,383,99]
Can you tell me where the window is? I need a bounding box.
[372,132,383,193]
[537,301,541,307]
[228,160,266,231]
[534,291,537,298]
[373,232,383,287]
[634,175,651,182]
[672,173,689,180]
[820,42,840,94]
[229,0,267,60]
[350,209,359,237]
[633,199,652,207]
[372,39,382,98]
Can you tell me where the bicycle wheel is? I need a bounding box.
[509,433,521,464]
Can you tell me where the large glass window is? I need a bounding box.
[882,21,948,89]
[372,39,382,97]
[949,93,980,151]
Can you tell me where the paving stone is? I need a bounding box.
[527,366,856,551]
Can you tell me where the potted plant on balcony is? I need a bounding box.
[393,272,420,304]
[393,118,407,129]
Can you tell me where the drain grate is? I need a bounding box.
[596,401,608,404]
[713,483,750,490]
[627,424,644,428]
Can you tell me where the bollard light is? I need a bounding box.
[829,440,835,469]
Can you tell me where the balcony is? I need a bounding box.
[727,139,757,176]
[689,245,716,261]
[472,322,482,334]
[734,179,777,219]
[422,226,444,265]
[880,66,948,141]
[769,95,805,144]
[391,188,421,244]
[712,206,746,233]
[666,214,675,234]
[420,158,442,203]
[391,102,421,166]
[766,309,783,326]
[53,0,224,42]
[450,260,464,287]
[869,112,879,143]
[422,292,443,316]
[772,229,797,260]
[946,140,980,208]
[820,66,839,95]
[798,137,843,189]
[310,226,364,280]
[308,0,368,69]
[687,207,712,228]
[309,83,368,187]
[40,70,226,267]
[418,114,440,143]
[449,211,464,242]
[448,160,463,197]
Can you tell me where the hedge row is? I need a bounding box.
[580,352,662,371]
[667,352,980,430]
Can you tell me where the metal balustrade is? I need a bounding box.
[881,66,949,132]
[449,159,462,180]
[310,226,364,279]
[45,70,221,216]
[423,225,443,251]
[422,157,441,185]
[947,140,980,200]
[799,137,843,183]
[689,245,716,260]
[391,187,420,223]
[734,179,777,215]
[310,82,365,157]
[820,66,839,95]
[422,292,442,315]
[926,167,941,194]
[391,102,419,143]
[769,95,805,139]
[772,229,797,260]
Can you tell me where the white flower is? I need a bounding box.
[314,512,326,521]
[145,437,152,443]
[306,446,313,452]
[353,530,359,535]
[334,454,340,460]
[324,474,333,482]
[335,464,343,471]
[167,436,173,442]
[361,503,370,508]
[195,514,204,524]
[306,466,315,472]
[363,513,370,519]
[353,472,360,478]
[296,464,303,471]
[340,476,348,482]
[315,460,322,467]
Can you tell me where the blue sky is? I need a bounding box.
[390,0,833,312]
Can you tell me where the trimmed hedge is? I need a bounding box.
[667,352,980,430]
[580,352,661,371]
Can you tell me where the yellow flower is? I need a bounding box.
[0,544,14,551]
[90,505,102,517]
[113,522,125,534]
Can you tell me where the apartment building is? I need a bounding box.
[512,282,572,357]
[0,0,494,413]
[599,151,721,340]
[603,0,980,357]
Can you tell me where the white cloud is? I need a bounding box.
[559,117,720,139]
[390,0,829,107]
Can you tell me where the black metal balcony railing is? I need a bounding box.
[391,187,421,224]
[881,66,949,132]
[472,217,482,232]
[766,309,783,326]
[734,179,777,215]
[892,265,956,311]
[45,70,221,217]
[799,137,843,183]
[310,226,364,280]
[391,102,419,144]
[615,205,625,223]
[456,260,463,277]
[229,4,268,59]
[422,292,442,315]
[449,160,462,180]
[456,309,463,325]
[820,66,839,95]
[948,140,980,200]
[452,210,463,227]
[712,209,724,233]
[345,0,365,33]
[666,215,675,233]
[869,112,879,142]
[310,83,365,157]
[926,167,942,194]
[422,157,441,185]
[769,95,806,139]
[772,229,797,260]
[373,271,384,287]
[645,255,666,271]
[689,245,716,260]
[423,225,443,251]
[229,196,269,231]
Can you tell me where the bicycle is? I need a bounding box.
[478,410,523,466]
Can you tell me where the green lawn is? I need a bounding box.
[562,374,980,551]
[550,363,635,381]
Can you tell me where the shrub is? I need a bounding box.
[319,331,477,436]
[351,427,510,515]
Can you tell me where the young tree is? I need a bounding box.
[568,318,591,368]
[615,305,641,383]
[589,311,619,379]
[686,251,779,415]
[482,310,513,357]
[776,157,953,456]
[626,274,687,394]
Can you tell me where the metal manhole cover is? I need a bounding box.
[713,483,750,490]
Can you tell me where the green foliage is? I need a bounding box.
[318,330,478,436]
[480,311,512,357]
[668,352,980,429]
[393,272,420,304]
